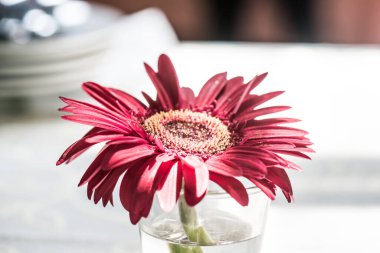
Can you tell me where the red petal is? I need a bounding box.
[61,109,129,130]
[119,158,152,219]
[102,191,113,207]
[61,114,130,133]
[158,161,183,212]
[225,147,282,166]
[144,63,173,110]
[85,133,125,144]
[108,88,147,115]
[94,166,126,204]
[205,158,243,176]
[236,91,284,116]
[78,145,112,186]
[181,156,209,206]
[245,137,313,146]
[102,182,116,207]
[214,85,246,115]
[267,167,293,202]
[214,77,244,112]
[215,154,267,178]
[60,96,134,127]
[245,118,300,127]
[157,54,180,108]
[258,143,297,150]
[235,106,291,122]
[271,150,312,160]
[86,169,109,200]
[151,137,165,152]
[266,146,314,153]
[59,97,146,139]
[249,178,276,200]
[282,160,303,172]
[179,87,195,109]
[243,126,309,138]
[82,82,126,114]
[129,154,174,223]
[195,72,227,108]
[141,195,155,218]
[106,136,149,146]
[105,144,157,169]
[57,127,103,165]
[141,91,159,109]
[209,172,249,206]
[231,73,268,115]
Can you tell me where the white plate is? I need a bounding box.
[0,3,121,66]
[0,68,103,97]
[0,50,106,76]
[0,81,79,97]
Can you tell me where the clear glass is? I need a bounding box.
[139,187,270,253]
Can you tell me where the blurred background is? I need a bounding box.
[1,1,380,253]
[92,0,380,43]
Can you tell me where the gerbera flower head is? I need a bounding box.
[57,54,313,224]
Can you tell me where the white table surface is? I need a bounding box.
[1,41,380,253]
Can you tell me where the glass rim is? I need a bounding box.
[206,185,260,196]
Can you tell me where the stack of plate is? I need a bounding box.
[0,1,121,116]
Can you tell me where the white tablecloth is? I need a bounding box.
[1,41,380,252]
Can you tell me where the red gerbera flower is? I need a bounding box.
[57,54,313,224]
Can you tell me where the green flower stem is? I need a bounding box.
[179,197,215,245]
[168,196,215,253]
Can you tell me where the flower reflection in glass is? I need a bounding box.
[57,54,313,224]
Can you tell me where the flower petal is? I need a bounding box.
[214,84,246,116]
[225,147,283,166]
[245,137,313,146]
[141,91,159,109]
[234,106,291,122]
[105,144,157,170]
[128,154,174,223]
[82,82,127,114]
[281,160,303,171]
[57,127,111,165]
[243,126,309,138]
[157,54,180,108]
[249,178,276,200]
[245,118,300,127]
[195,72,227,108]
[181,156,209,206]
[102,184,116,207]
[119,158,152,222]
[59,97,148,139]
[215,153,267,178]
[179,87,195,109]
[94,166,126,204]
[231,72,268,115]
[236,91,284,116]
[270,150,312,160]
[144,63,173,110]
[267,167,293,202]
[86,169,109,200]
[214,77,244,113]
[59,96,136,130]
[61,114,130,133]
[78,145,113,186]
[204,158,243,177]
[158,161,183,212]
[108,88,147,115]
[209,172,249,206]
[105,136,149,146]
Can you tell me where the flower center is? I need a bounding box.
[143,110,231,154]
